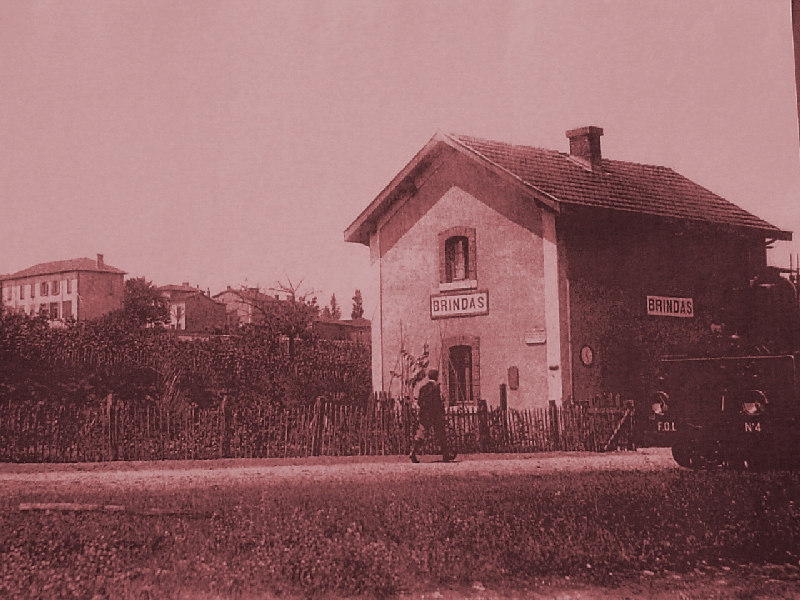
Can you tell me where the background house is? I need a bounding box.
[213,286,281,328]
[0,254,125,322]
[313,317,371,345]
[345,128,790,409]
[158,283,227,333]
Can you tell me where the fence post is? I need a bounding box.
[106,393,116,462]
[477,399,490,452]
[311,398,324,457]
[499,384,509,450]
[549,400,560,451]
[220,396,229,459]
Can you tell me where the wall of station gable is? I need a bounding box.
[378,183,554,409]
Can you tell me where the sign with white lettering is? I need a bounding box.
[647,296,694,318]
[430,291,489,319]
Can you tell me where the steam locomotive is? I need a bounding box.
[647,267,800,469]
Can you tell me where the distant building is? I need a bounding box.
[158,283,227,333]
[212,286,281,327]
[0,254,125,321]
[314,317,371,345]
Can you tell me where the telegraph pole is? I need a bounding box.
[794,0,800,142]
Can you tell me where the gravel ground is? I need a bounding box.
[0,447,675,493]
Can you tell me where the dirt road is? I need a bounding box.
[0,448,675,493]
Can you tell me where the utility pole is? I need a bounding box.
[793,0,800,144]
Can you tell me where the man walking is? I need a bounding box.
[409,369,456,463]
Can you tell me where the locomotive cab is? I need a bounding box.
[649,268,800,469]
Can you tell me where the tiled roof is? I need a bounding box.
[0,258,126,281]
[159,284,202,293]
[213,288,280,303]
[450,134,789,239]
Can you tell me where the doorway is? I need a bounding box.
[448,344,473,406]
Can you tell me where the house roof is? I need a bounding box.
[159,284,203,293]
[315,317,371,327]
[160,285,225,306]
[0,258,126,281]
[213,288,280,304]
[344,131,791,245]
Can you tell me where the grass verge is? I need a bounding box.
[2,468,800,598]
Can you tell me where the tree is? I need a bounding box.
[122,277,169,327]
[323,294,341,320]
[232,277,321,360]
[351,289,364,320]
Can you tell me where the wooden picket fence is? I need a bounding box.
[0,395,634,463]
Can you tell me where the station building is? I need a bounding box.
[344,127,791,409]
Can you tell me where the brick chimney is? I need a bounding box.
[182,282,190,287]
[566,126,604,172]
[96,254,104,269]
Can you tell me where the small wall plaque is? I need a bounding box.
[580,344,594,367]
[525,329,546,345]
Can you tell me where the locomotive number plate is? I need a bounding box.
[657,421,676,432]
[744,422,762,433]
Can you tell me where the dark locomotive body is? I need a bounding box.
[645,268,800,469]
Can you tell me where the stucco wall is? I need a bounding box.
[377,174,552,409]
[185,295,227,333]
[2,273,79,319]
[564,210,767,403]
[76,272,124,320]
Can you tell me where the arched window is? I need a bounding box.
[438,226,477,288]
[445,236,469,282]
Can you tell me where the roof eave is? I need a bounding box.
[344,132,449,246]
[766,229,793,242]
[1,267,127,281]
[563,203,792,242]
[344,131,562,246]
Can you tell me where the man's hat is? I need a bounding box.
[428,369,439,381]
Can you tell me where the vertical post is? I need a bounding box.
[549,399,560,451]
[499,384,508,449]
[220,396,228,459]
[106,393,115,462]
[477,398,490,453]
[311,398,324,457]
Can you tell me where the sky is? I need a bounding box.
[1,0,799,321]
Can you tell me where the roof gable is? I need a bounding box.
[344,131,791,246]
